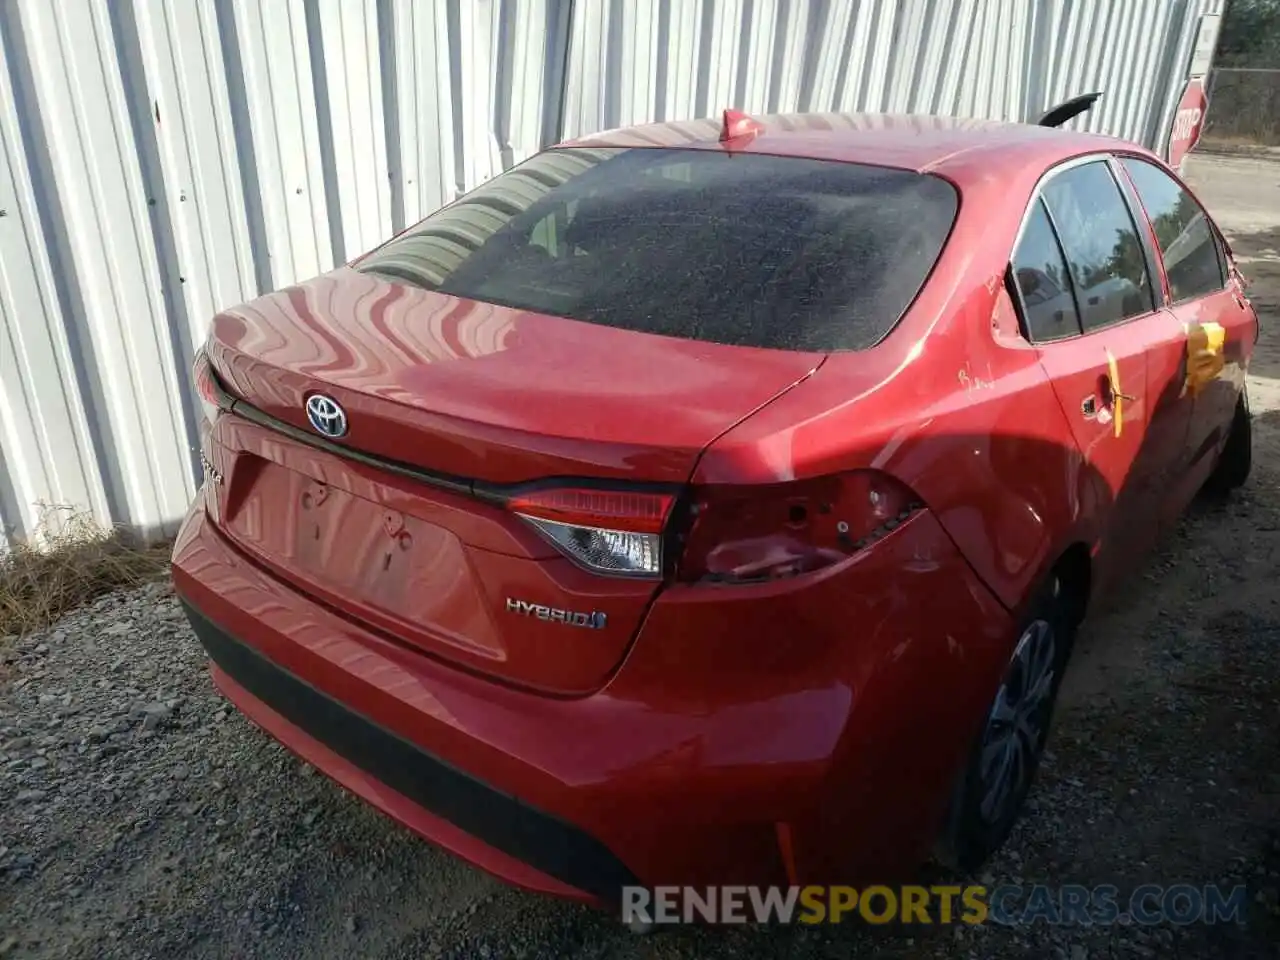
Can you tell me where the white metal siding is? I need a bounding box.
[0,0,1223,545]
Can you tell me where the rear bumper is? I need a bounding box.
[173,498,1013,903]
[183,601,633,902]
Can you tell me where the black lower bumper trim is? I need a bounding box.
[180,599,637,902]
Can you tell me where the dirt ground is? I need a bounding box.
[1,152,1279,960]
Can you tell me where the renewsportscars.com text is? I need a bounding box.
[622,884,1249,926]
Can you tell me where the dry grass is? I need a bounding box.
[0,505,170,638]
[1200,133,1280,153]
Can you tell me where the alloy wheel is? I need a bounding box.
[978,618,1057,824]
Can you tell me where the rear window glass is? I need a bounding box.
[1040,161,1155,332]
[1120,158,1225,303]
[1013,199,1082,342]
[355,148,958,352]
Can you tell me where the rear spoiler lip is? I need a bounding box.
[199,350,685,508]
[1036,92,1103,128]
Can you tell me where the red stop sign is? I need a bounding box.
[1167,78,1208,170]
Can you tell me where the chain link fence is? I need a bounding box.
[1203,67,1280,147]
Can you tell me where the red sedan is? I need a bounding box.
[173,108,1257,906]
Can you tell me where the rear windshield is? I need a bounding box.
[356,147,958,351]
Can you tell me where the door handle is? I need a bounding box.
[1101,376,1135,405]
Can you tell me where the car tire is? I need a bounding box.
[934,573,1077,873]
[1204,388,1252,495]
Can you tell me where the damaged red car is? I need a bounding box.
[173,106,1257,906]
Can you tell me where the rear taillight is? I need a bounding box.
[674,471,924,584]
[507,487,676,578]
[193,350,222,425]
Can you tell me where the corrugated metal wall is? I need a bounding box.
[0,0,1223,546]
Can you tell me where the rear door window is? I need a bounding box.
[1040,160,1156,333]
[1120,158,1225,303]
[356,148,959,352]
[1012,199,1082,342]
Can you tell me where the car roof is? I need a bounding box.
[560,111,1151,180]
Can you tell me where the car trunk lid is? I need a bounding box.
[208,268,821,485]
[203,269,822,693]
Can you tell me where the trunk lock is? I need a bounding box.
[301,481,329,509]
[383,510,405,538]
[383,510,412,550]
[380,510,413,567]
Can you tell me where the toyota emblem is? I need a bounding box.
[305,394,348,439]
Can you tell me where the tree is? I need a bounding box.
[1218,0,1280,68]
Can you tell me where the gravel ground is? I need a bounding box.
[3,153,1280,959]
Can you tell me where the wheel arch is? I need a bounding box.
[1051,540,1092,627]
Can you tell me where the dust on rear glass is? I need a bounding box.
[356,148,959,353]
